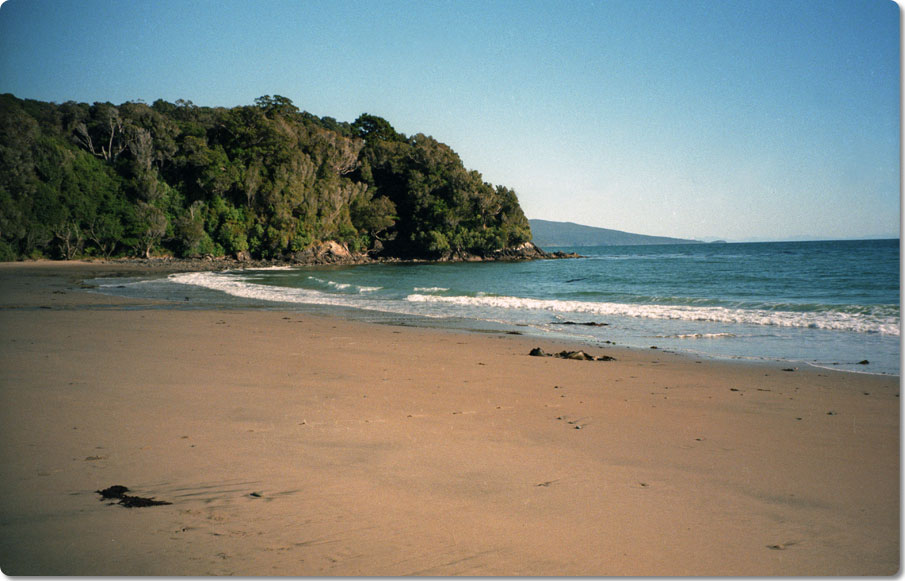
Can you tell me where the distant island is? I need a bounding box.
[0,94,536,263]
[529,219,703,247]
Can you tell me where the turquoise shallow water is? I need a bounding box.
[92,239,901,375]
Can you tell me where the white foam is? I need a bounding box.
[308,275,381,293]
[405,293,900,336]
[167,272,411,316]
[414,287,449,293]
[165,272,899,337]
[171,272,347,306]
[97,278,157,288]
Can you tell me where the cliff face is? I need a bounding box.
[0,94,533,262]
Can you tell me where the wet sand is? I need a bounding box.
[0,261,898,575]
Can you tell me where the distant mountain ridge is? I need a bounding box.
[529,219,702,247]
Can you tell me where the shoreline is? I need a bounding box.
[0,261,899,575]
[0,238,578,273]
[57,258,901,378]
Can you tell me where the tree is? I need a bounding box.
[133,202,168,258]
[352,113,403,143]
[86,211,125,258]
[255,95,299,119]
[351,192,396,242]
[173,201,208,256]
[74,103,128,162]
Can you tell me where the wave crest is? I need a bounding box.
[405,293,899,336]
[307,276,381,293]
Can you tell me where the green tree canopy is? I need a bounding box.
[0,94,532,261]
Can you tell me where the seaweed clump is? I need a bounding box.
[96,485,172,508]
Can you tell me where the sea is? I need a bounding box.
[90,239,901,376]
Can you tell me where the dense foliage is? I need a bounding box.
[0,94,531,261]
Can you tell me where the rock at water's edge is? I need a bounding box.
[529,347,615,362]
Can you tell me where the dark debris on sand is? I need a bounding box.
[96,485,172,508]
[529,347,615,361]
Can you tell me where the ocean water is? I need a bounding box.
[91,239,901,375]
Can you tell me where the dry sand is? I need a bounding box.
[0,261,898,575]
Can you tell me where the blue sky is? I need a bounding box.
[0,0,899,241]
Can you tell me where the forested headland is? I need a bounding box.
[0,94,535,262]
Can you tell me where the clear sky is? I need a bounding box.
[0,0,900,241]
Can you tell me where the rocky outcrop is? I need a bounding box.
[547,249,583,259]
[290,241,368,265]
[105,239,579,271]
[434,241,582,263]
[484,241,548,261]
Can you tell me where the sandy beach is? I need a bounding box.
[0,261,898,576]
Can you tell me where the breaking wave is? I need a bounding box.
[307,276,381,293]
[170,272,354,305]
[664,333,738,339]
[165,272,899,337]
[405,293,899,336]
